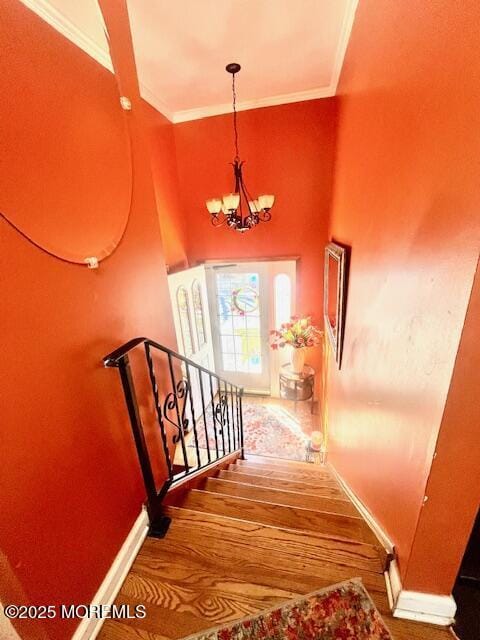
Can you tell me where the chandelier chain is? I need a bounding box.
[205,63,274,232]
[232,72,240,161]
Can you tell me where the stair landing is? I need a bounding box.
[99,456,452,640]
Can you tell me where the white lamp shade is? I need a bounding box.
[222,193,240,211]
[206,198,222,214]
[258,194,275,210]
[248,199,259,213]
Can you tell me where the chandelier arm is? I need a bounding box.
[238,177,256,227]
[240,180,257,209]
[211,212,230,227]
[237,166,260,216]
[257,209,272,222]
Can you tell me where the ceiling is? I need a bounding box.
[20,0,358,123]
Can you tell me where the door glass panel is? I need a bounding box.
[176,286,194,357]
[274,273,292,327]
[216,272,262,374]
[191,279,207,348]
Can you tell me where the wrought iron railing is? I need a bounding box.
[103,337,244,537]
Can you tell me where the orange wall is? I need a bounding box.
[0,1,177,638]
[174,99,337,373]
[143,101,189,272]
[327,0,480,591]
[404,261,480,593]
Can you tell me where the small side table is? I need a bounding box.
[279,364,315,414]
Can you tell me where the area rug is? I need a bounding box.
[182,579,392,640]
[190,400,309,461]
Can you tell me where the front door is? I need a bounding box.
[206,262,271,393]
[168,265,216,417]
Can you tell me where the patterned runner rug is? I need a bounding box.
[182,579,393,640]
[190,399,310,461]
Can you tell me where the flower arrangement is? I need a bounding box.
[270,316,323,350]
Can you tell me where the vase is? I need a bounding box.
[290,347,305,374]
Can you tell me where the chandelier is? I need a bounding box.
[205,63,275,233]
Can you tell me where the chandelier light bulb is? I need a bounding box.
[222,193,240,211]
[205,63,275,232]
[258,194,275,210]
[206,198,222,214]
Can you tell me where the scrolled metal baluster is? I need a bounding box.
[185,363,201,469]
[235,386,241,451]
[214,381,227,455]
[229,383,236,450]
[118,354,158,511]
[166,353,190,472]
[144,344,174,480]
[199,370,211,463]
[209,373,220,459]
[239,387,245,459]
[176,378,190,434]
[222,381,232,453]
[163,387,188,442]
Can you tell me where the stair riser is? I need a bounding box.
[203,478,359,517]
[163,506,387,572]
[227,463,340,486]
[135,540,388,598]
[237,459,333,480]
[219,469,346,497]
[179,490,379,546]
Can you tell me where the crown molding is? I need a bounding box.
[139,83,175,122]
[19,0,174,121]
[329,0,359,92]
[20,0,358,124]
[172,86,335,123]
[19,0,113,72]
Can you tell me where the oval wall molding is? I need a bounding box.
[0,1,133,265]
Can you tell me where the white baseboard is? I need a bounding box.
[393,589,456,626]
[328,465,395,554]
[331,467,457,627]
[384,542,456,626]
[385,558,402,607]
[71,508,149,640]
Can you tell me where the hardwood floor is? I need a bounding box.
[99,456,453,640]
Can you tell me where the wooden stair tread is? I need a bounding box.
[237,458,335,479]
[101,595,452,640]
[235,459,336,481]
[136,538,387,596]
[246,454,334,472]
[99,458,451,640]
[218,468,346,497]
[170,490,383,548]
[203,477,359,517]
[101,535,448,640]
[163,505,388,573]
[102,540,390,640]
[227,463,340,486]
[100,619,168,640]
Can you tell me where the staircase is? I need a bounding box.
[99,456,451,640]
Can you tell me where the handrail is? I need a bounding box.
[103,337,243,391]
[103,336,244,538]
[103,337,148,366]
